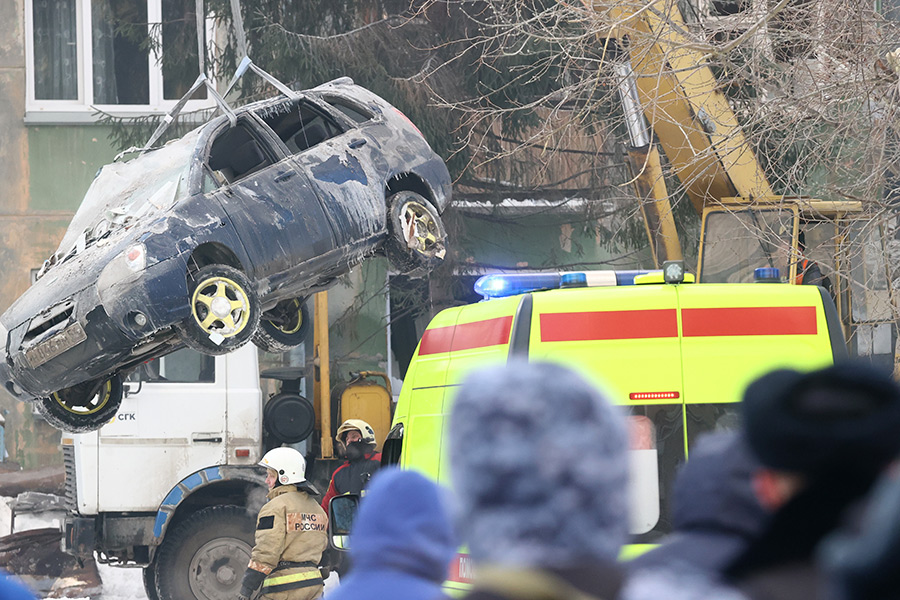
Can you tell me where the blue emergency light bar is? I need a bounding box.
[754,267,781,282]
[474,270,656,300]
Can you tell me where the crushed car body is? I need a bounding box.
[0,77,450,432]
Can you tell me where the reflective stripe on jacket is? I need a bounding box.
[263,567,324,594]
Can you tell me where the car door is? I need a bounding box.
[277,98,385,250]
[207,115,336,280]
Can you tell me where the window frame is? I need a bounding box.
[25,0,217,119]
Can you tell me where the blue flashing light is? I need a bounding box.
[614,270,654,286]
[474,273,561,299]
[754,267,781,282]
[560,272,587,288]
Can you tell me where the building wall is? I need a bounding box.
[0,0,648,467]
[0,0,64,467]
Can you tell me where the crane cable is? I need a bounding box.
[132,0,294,157]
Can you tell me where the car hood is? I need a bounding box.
[1,229,136,331]
[52,129,200,266]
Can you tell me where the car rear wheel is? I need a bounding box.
[252,297,310,353]
[385,191,447,277]
[178,265,259,355]
[36,375,124,432]
[154,505,255,600]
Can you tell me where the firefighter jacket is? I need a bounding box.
[320,449,382,510]
[248,484,328,598]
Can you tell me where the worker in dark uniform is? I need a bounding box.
[320,419,381,511]
[795,231,833,297]
[238,447,327,600]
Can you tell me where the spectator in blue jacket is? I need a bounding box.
[0,571,36,600]
[326,467,456,600]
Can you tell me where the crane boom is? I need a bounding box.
[605,0,774,212]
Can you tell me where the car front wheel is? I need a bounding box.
[36,375,124,432]
[252,297,310,353]
[178,265,259,355]
[385,191,447,277]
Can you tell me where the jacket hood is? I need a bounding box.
[449,360,628,567]
[672,431,767,537]
[349,468,456,583]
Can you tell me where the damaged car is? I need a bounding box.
[0,77,449,432]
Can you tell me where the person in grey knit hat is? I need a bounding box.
[448,360,630,600]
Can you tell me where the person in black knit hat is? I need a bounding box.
[724,362,900,600]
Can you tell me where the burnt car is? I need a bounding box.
[0,77,449,432]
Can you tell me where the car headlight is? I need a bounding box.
[98,243,147,291]
[124,244,146,272]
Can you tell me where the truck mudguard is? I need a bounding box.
[151,465,265,544]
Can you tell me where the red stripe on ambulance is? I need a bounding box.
[448,553,474,583]
[540,309,678,341]
[418,316,513,355]
[681,306,817,337]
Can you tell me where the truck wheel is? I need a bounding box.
[385,191,447,277]
[154,505,255,600]
[252,297,310,353]
[143,564,160,600]
[178,265,260,355]
[36,375,123,433]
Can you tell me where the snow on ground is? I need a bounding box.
[92,565,145,600]
[2,496,339,599]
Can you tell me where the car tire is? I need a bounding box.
[36,375,124,433]
[154,505,255,600]
[252,297,310,353]
[143,563,160,600]
[385,191,447,277]
[178,265,260,356]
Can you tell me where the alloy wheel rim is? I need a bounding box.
[191,276,251,337]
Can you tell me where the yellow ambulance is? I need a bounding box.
[380,265,843,591]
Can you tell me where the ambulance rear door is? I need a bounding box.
[528,285,684,543]
[676,283,837,452]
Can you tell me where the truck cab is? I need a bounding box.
[63,343,270,600]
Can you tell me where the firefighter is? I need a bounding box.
[320,419,381,511]
[238,447,327,600]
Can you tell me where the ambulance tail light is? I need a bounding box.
[628,415,661,535]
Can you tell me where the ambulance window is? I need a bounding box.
[382,423,404,467]
[626,404,683,543]
[130,348,215,383]
[685,404,742,454]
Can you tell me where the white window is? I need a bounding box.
[26,0,216,118]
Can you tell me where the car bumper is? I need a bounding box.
[3,257,189,398]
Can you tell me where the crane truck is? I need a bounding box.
[60,293,392,600]
[606,0,898,370]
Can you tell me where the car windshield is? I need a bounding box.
[54,129,201,263]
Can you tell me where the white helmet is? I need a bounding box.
[259,447,306,485]
[336,419,376,445]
